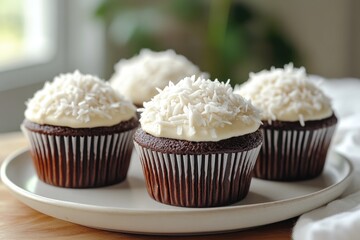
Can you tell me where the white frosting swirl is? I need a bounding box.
[110,49,204,106]
[25,70,137,128]
[235,63,333,126]
[140,76,261,142]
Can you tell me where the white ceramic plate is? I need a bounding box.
[0,149,353,235]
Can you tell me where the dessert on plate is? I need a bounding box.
[22,70,138,188]
[235,63,337,181]
[134,76,263,207]
[109,49,205,107]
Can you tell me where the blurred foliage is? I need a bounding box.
[95,0,300,85]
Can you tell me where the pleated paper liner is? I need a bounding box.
[254,123,337,181]
[22,126,137,188]
[134,142,261,208]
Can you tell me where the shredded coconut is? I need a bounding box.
[110,49,205,105]
[235,63,332,126]
[25,70,136,127]
[140,76,261,141]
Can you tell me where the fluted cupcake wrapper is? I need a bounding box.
[134,143,261,208]
[22,126,137,188]
[254,125,336,181]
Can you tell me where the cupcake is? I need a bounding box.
[109,49,205,107]
[235,63,337,181]
[134,76,263,207]
[22,71,139,188]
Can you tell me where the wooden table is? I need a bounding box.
[0,132,295,239]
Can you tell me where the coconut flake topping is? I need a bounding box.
[235,63,333,126]
[140,76,261,142]
[110,49,204,106]
[25,70,136,128]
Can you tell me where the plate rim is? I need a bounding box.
[1,147,354,216]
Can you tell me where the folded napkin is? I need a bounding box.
[293,78,360,240]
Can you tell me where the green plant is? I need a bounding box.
[95,0,300,85]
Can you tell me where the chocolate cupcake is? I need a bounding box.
[134,76,263,207]
[109,49,205,108]
[22,71,139,188]
[235,63,337,181]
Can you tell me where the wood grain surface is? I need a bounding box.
[0,132,294,240]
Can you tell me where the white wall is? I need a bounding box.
[243,0,360,78]
[0,83,43,132]
[64,0,105,76]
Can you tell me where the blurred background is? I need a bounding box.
[0,0,359,132]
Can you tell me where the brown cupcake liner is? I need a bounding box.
[254,125,336,181]
[134,142,261,207]
[22,126,137,188]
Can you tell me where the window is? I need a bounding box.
[0,0,107,133]
[0,0,61,91]
[0,0,55,71]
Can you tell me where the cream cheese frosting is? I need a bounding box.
[235,63,333,126]
[139,76,261,142]
[110,49,204,106]
[25,70,137,128]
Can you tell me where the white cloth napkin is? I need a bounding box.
[293,78,360,240]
